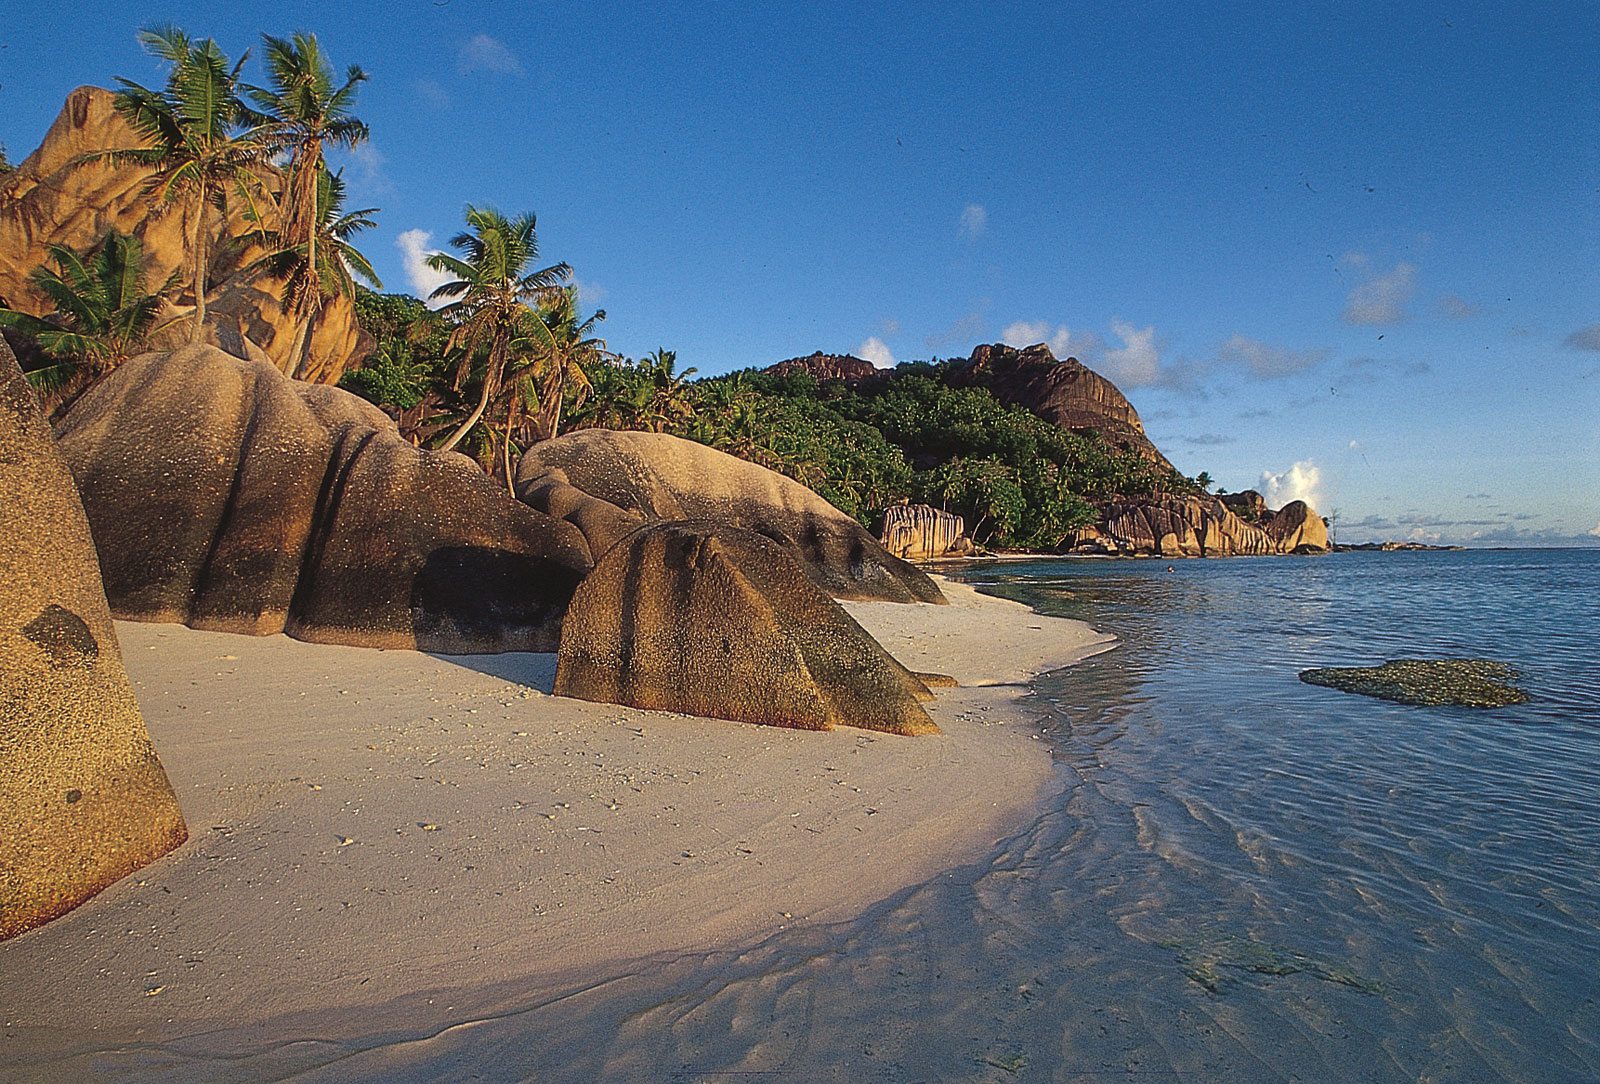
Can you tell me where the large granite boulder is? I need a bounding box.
[881,503,973,561]
[54,345,591,652]
[1,338,186,940]
[948,342,1171,466]
[555,522,939,735]
[0,87,367,385]
[1261,500,1331,554]
[516,429,944,604]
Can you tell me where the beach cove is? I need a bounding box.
[1,577,1114,1079]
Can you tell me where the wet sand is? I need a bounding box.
[0,577,1111,1081]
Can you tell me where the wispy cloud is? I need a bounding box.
[340,141,393,195]
[1343,261,1416,325]
[1563,324,1600,351]
[414,79,451,109]
[958,203,987,240]
[999,320,1098,359]
[1180,433,1236,446]
[1259,460,1323,510]
[923,302,989,351]
[1439,294,1479,319]
[856,337,895,368]
[458,33,523,75]
[1218,334,1329,378]
[396,229,453,306]
[573,279,606,307]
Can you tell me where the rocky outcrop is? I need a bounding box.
[1,338,186,940]
[765,351,881,384]
[1219,489,1268,522]
[1068,493,1330,557]
[0,87,367,385]
[555,522,939,735]
[881,504,973,561]
[54,345,590,651]
[516,429,944,604]
[1260,500,1330,554]
[948,342,1170,465]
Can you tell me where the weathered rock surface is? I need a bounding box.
[1069,493,1331,557]
[1260,500,1331,554]
[764,351,881,384]
[948,342,1171,465]
[516,429,944,604]
[0,87,367,385]
[1,338,186,940]
[54,344,590,651]
[881,503,973,561]
[555,521,939,735]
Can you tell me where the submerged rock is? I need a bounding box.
[54,345,590,652]
[555,521,939,735]
[1,338,186,939]
[516,428,944,604]
[1298,659,1529,708]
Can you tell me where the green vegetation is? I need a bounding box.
[0,230,175,396]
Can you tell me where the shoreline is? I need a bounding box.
[0,576,1112,1076]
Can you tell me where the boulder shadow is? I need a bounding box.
[425,649,558,694]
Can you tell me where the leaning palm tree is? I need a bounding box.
[243,167,381,377]
[640,347,697,433]
[94,26,268,342]
[0,230,175,397]
[425,206,571,454]
[246,32,369,372]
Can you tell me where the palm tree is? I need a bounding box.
[525,287,609,443]
[243,167,381,378]
[640,347,697,433]
[94,26,268,342]
[0,230,175,396]
[424,206,571,454]
[246,32,369,374]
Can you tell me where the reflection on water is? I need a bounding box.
[87,550,1600,1081]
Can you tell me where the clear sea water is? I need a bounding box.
[226,548,1600,1082]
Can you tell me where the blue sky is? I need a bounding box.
[3,2,1597,544]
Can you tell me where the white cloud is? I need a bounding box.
[458,33,523,75]
[1258,460,1324,511]
[1097,321,1162,387]
[1219,334,1330,378]
[396,229,453,306]
[1439,294,1479,319]
[1348,439,1361,450]
[1343,262,1416,325]
[856,336,895,368]
[958,203,987,240]
[1589,522,1600,538]
[1563,324,1600,351]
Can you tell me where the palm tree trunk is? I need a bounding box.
[502,422,515,495]
[438,373,494,454]
[190,189,210,343]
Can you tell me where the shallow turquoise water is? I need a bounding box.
[950,548,1600,1081]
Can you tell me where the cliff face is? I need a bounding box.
[0,87,367,384]
[948,342,1170,466]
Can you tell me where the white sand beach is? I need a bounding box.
[0,577,1111,1079]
